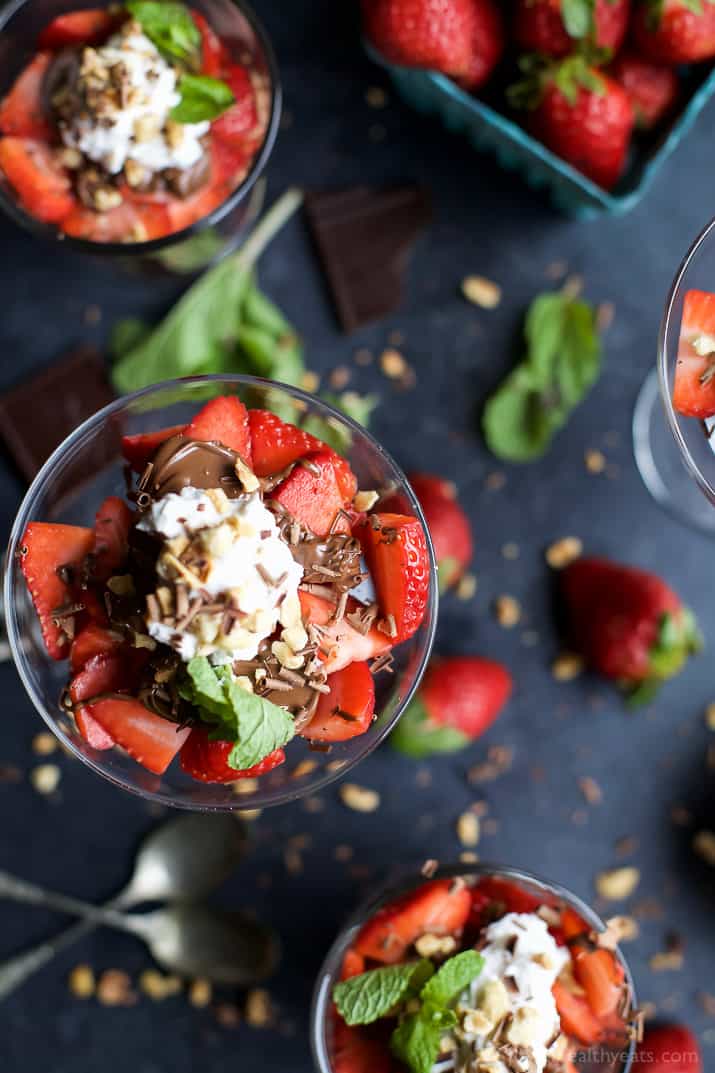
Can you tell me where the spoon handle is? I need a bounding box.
[0,871,145,937]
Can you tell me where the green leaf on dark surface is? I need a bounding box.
[390,696,469,759]
[110,317,150,360]
[334,961,434,1026]
[125,0,201,63]
[171,74,234,124]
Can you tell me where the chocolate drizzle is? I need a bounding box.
[147,435,245,500]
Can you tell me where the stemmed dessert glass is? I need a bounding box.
[311,862,637,1073]
[633,216,715,533]
[4,375,438,811]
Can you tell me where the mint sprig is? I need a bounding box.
[126,0,200,63]
[334,961,434,1026]
[171,73,234,124]
[482,290,602,462]
[183,657,295,770]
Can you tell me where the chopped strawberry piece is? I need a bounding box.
[191,9,230,76]
[560,906,589,941]
[84,697,190,775]
[300,662,375,742]
[340,949,366,981]
[355,879,471,964]
[299,592,391,673]
[573,948,624,1019]
[18,522,95,660]
[673,289,715,418]
[248,410,324,476]
[69,653,129,751]
[162,172,228,232]
[212,63,258,146]
[61,199,172,242]
[0,138,74,223]
[179,728,285,783]
[471,877,543,916]
[271,451,350,537]
[356,513,430,643]
[70,623,125,673]
[121,425,186,471]
[332,1019,394,1073]
[75,708,115,751]
[38,8,118,48]
[552,980,604,1045]
[0,55,54,139]
[184,395,252,461]
[210,136,250,185]
[93,496,133,581]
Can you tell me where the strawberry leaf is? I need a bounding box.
[391,695,470,758]
[561,0,595,38]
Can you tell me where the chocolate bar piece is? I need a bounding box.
[305,186,432,333]
[0,347,115,483]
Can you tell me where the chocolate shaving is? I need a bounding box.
[370,652,394,675]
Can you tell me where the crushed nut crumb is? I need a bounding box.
[545,537,583,569]
[595,867,640,901]
[189,978,212,1008]
[494,595,521,628]
[245,988,272,1027]
[380,348,408,379]
[68,964,95,999]
[693,829,715,866]
[461,275,502,309]
[96,969,137,1007]
[32,732,58,756]
[456,811,480,847]
[552,653,584,681]
[30,764,61,795]
[139,969,182,1000]
[585,449,606,474]
[340,783,380,812]
[456,573,477,601]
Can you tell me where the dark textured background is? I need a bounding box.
[1,2,714,1070]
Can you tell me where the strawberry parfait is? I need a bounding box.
[11,388,435,796]
[0,0,276,246]
[313,865,636,1073]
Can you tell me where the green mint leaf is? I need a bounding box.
[561,0,595,38]
[302,393,379,457]
[482,366,556,462]
[185,656,231,721]
[110,317,150,360]
[242,281,294,339]
[390,1013,444,1073]
[326,391,380,428]
[333,961,434,1026]
[420,950,484,1008]
[225,680,295,770]
[171,73,234,124]
[112,188,303,393]
[125,1,201,63]
[390,695,469,759]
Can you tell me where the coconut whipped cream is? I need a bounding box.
[435,912,570,1073]
[62,24,209,174]
[140,487,303,663]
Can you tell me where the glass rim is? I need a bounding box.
[4,373,439,811]
[310,860,638,1073]
[658,214,715,507]
[0,0,282,255]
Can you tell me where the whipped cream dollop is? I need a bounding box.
[62,24,209,174]
[139,487,303,663]
[435,912,570,1073]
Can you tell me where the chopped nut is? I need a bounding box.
[494,595,521,628]
[339,783,380,813]
[32,732,57,756]
[552,653,584,681]
[96,969,136,1007]
[124,158,147,188]
[93,185,123,212]
[462,1008,492,1034]
[164,119,185,147]
[459,851,479,864]
[300,371,320,393]
[189,977,212,1008]
[329,365,351,390]
[705,703,715,731]
[485,471,506,492]
[578,776,603,805]
[545,537,583,569]
[380,347,407,379]
[139,969,182,1000]
[334,844,353,862]
[585,449,606,474]
[600,916,640,947]
[693,829,715,866]
[68,964,95,999]
[59,147,83,169]
[456,573,477,601]
[354,490,379,512]
[232,777,259,795]
[30,764,61,795]
[462,275,502,309]
[215,1002,241,1027]
[245,988,272,1027]
[421,858,439,877]
[235,456,259,493]
[415,933,457,958]
[354,348,373,366]
[596,301,615,332]
[292,759,318,779]
[649,949,684,972]
[456,811,480,847]
[595,867,641,901]
[505,1006,541,1046]
[478,979,510,1025]
[365,86,388,108]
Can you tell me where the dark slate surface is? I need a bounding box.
[0,2,714,1070]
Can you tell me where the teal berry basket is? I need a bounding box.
[367,44,715,220]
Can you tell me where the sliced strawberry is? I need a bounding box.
[0,55,53,139]
[38,8,118,48]
[356,513,430,643]
[300,661,375,742]
[471,877,543,917]
[355,879,471,964]
[75,708,115,750]
[299,592,391,674]
[560,906,589,941]
[84,697,190,775]
[212,63,258,147]
[61,199,172,242]
[93,496,133,581]
[332,1019,394,1073]
[191,9,230,76]
[185,395,252,461]
[271,451,350,537]
[121,424,186,472]
[70,623,125,673]
[0,138,74,223]
[179,728,285,783]
[552,980,604,1045]
[19,522,95,660]
[574,948,624,1019]
[210,135,250,185]
[162,172,228,232]
[340,949,366,981]
[248,410,325,476]
[69,653,129,751]
[673,289,715,419]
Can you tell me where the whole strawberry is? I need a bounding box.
[635,1024,702,1073]
[391,655,512,757]
[514,0,630,58]
[561,557,701,700]
[361,0,504,90]
[632,0,715,65]
[409,473,473,592]
[510,56,634,190]
[610,51,679,129]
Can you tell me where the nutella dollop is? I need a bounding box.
[149,435,244,499]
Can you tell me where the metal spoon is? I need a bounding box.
[0,813,247,999]
[0,870,279,985]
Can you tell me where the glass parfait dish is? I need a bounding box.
[0,0,281,274]
[311,862,637,1073]
[633,216,715,533]
[4,376,438,811]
